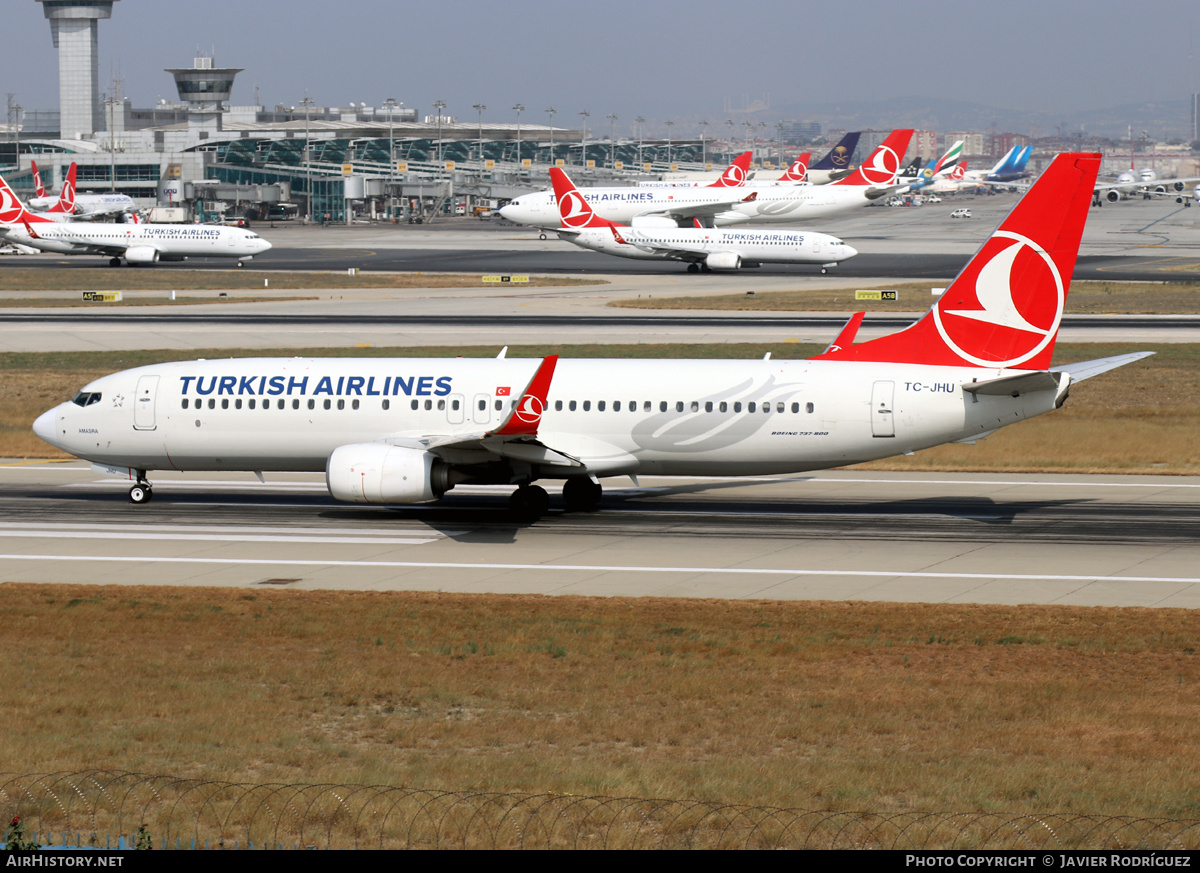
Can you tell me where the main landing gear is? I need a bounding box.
[129,475,153,504]
[109,256,123,267]
[508,478,603,519]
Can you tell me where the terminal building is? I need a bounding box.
[4,1,725,223]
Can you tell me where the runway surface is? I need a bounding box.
[3,463,1198,608]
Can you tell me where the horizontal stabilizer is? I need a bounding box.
[1050,351,1155,383]
[962,371,1063,396]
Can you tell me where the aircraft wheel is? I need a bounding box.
[237,260,244,267]
[538,232,547,240]
[510,484,549,519]
[821,267,828,274]
[687,263,699,273]
[129,484,153,504]
[562,477,602,511]
[109,257,122,267]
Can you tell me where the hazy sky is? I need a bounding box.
[3,0,1199,135]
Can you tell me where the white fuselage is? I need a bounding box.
[501,182,884,228]
[0,220,271,261]
[560,226,857,267]
[35,357,1056,483]
[28,193,136,218]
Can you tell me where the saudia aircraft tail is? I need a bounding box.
[831,129,914,187]
[811,131,861,171]
[817,152,1101,370]
[550,167,618,229]
[707,151,753,187]
[777,152,811,183]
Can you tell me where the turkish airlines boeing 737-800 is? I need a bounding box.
[0,172,270,266]
[33,153,1148,517]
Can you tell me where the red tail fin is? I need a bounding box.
[31,161,45,199]
[816,153,1101,370]
[708,151,752,187]
[54,163,77,214]
[549,167,616,229]
[832,129,913,187]
[0,171,48,225]
[777,152,811,182]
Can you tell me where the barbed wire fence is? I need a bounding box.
[2,771,1199,849]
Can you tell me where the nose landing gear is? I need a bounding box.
[129,472,153,504]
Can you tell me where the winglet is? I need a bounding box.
[823,312,865,354]
[741,190,758,203]
[814,153,1101,370]
[708,151,752,187]
[489,355,559,437]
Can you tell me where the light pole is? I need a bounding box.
[634,116,645,168]
[724,118,734,165]
[473,102,486,163]
[665,119,675,167]
[744,121,755,160]
[579,109,590,167]
[545,107,556,166]
[699,119,709,167]
[433,99,446,162]
[607,113,618,168]
[775,122,784,166]
[300,96,315,220]
[512,103,524,166]
[384,97,398,218]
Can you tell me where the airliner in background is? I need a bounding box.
[501,129,914,230]
[33,152,1149,519]
[28,161,137,220]
[899,141,964,192]
[0,172,270,266]
[635,151,754,188]
[805,131,861,184]
[963,145,1032,185]
[1093,164,1200,204]
[550,167,856,273]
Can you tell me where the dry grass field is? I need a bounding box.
[612,280,1200,314]
[4,342,1193,474]
[0,583,1196,817]
[0,268,601,295]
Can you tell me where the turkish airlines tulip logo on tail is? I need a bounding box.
[60,179,75,210]
[858,146,900,185]
[720,164,746,186]
[933,231,1064,367]
[783,158,807,181]
[514,394,544,424]
[559,191,593,228]
[0,185,24,223]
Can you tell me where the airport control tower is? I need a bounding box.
[36,0,119,139]
[166,55,243,130]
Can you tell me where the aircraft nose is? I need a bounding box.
[32,408,58,446]
[257,238,272,253]
[840,244,858,260]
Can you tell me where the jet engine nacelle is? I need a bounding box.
[124,246,160,264]
[326,443,454,504]
[1174,181,1187,192]
[705,251,742,271]
[1104,190,1121,203]
[629,215,679,229]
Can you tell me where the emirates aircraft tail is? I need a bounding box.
[549,167,618,229]
[707,151,752,187]
[831,129,914,187]
[816,152,1101,370]
[777,152,811,183]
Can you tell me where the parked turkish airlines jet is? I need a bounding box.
[0,172,270,266]
[502,130,913,230]
[33,153,1148,518]
[28,162,136,219]
[550,168,855,272]
[636,151,755,188]
[775,152,812,183]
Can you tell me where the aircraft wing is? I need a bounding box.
[636,190,759,222]
[607,227,711,260]
[1050,351,1154,382]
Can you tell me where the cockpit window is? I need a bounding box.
[71,391,102,407]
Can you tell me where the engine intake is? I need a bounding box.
[705,251,742,271]
[326,443,454,504]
